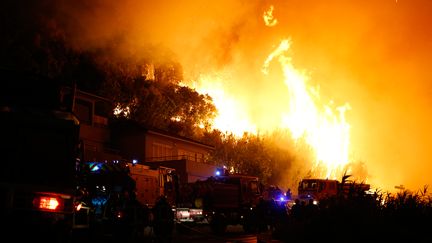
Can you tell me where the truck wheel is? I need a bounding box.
[242,222,257,233]
[242,215,258,233]
[175,222,192,234]
[242,211,258,233]
[210,214,227,234]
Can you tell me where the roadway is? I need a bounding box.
[172,224,258,243]
[72,223,282,243]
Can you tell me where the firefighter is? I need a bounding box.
[123,190,150,242]
[290,199,303,222]
[152,195,174,243]
[255,196,269,232]
[304,198,319,222]
[285,188,292,200]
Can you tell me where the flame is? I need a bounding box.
[192,73,257,137]
[192,39,351,179]
[114,104,131,118]
[263,5,278,27]
[263,39,351,179]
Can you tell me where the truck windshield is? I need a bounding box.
[1,112,78,189]
[300,180,319,191]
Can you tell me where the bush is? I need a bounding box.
[274,185,432,242]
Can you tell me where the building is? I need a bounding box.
[111,121,218,184]
[72,89,121,162]
[71,88,218,183]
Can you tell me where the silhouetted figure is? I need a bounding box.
[305,199,319,222]
[152,196,174,243]
[290,199,303,222]
[110,190,142,241]
[286,189,292,200]
[255,197,269,232]
[124,191,150,242]
[268,198,281,231]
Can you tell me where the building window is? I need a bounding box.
[197,153,204,162]
[95,100,110,117]
[75,99,93,125]
[152,143,173,160]
[178,149,201,162]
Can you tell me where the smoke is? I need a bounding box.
[7,0,432,192]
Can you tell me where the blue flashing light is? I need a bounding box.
[91,165,100,172]
[91,196,108,206]
[280,196,285,201]
[215,170,221,176]
[87,162,104,172]
[132,159,138,165]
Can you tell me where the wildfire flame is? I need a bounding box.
[193,39,351,179]
[192,74,257,137]
[264,39,351,178]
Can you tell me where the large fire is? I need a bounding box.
[187,4,354,180]
[193,38,351,179]
[264,39,351,179]
[35,0,432,193]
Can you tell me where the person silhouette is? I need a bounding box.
[152,196,174,243]
[286,189,292,200]
[290,199,303,222]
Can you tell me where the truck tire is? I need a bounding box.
[175,222,193,234]
[242,212,258,233]
[242,222,257,233]
[210,213,227,234]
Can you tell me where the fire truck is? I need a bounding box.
[128,163,177,208]
[77,160,144,240]
[0,70,86,241]
[74,160,181,239]
[128,163,263,234]
[297,178,371,203]
[79,161,265,236]
[174,168,263,233]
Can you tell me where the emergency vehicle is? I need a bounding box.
[0,70,85,241]
[298,178,371,203]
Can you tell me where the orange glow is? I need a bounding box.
[192,73,257,137]
[76,203,83,211]
[37,197,60,210]
[114,104,131,118]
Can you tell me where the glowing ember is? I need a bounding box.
[114,104,131,118]
[263,5,278,27]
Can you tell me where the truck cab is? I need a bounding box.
[298,179,339,202]
[0,70,82,241]
[176,172,262,233]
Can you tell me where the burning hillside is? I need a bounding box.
[3,0,432,192]
[194,38,352,180]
